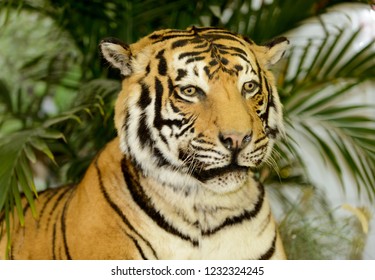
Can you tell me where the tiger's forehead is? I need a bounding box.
[146,26,252,47]
[138,27,257,80]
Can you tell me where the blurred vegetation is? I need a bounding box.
[0,0,374,259]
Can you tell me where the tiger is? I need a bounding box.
[0,26,289,260]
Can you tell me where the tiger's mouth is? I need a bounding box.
[178,149,258,184]
[193,164,249,183]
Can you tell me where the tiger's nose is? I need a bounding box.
[219,132,252,151]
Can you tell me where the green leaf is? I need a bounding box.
[0,79,13,112]
[297,21,331,84]
[315,27,345,80]
[324,28,362,78]
[42,112,82,128]
[289,40,314,89]
[336,41,375,77]
[19,153,38,196]
[24,144,37,163]
[11,177,24,226]
[0,130,54,214]
[300,124,344,187]
[38,129,66,142]
[29,137,55,163]
[0,132,26,212]
[16,161,37,219]
[316,105,372,117]
[298,81,360,115]
[284,84,323,113]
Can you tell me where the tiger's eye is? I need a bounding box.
[183,86,197,96]
[243,81,257,91]
[242,81,259,97]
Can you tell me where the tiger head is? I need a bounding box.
[100,27,289,194]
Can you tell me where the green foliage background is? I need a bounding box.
[0,0,374,259]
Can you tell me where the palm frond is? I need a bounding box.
[278,17,375,202]
[0,127,69,215]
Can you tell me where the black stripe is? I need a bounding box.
[193,66,199,76]
[176,69,187,81]
[153,77,169,145]
[242,36,254,45]
[234,64,243,72]
[153,147,170,167]
[37,188,61,229]
[201,33,247,47]
[138,112,153,149]
[214,44,248,57]
[60,189,74,260]
[175,119,195,137]
[171,38,192,49]
[259,234,276,260]
[152,34,196,44]
[178,50,208,60]
[95,155,158,259]
[153,77,164,130]
[254,56,263,92]
[202,182,265,236]
[45,188,70,231]
[167,77,175,97]
[260,79,272,123]
[230,52,251,65]
[125,232,148,260]
[254,136,267,145]
[169,100,181,114]
[156,50,167,76]
[52,223,57,260]
[145,63,151,75]
[265,126,279,139]
[160,118,184,129]
[245,65,250,74]
[262,81,280,138]
[209,59,219,66]
[252,143,268,154]
[149,33,162,40]
[194,42,210,49]
[138,82,152,109]
[121,158,199,247]
[9,246,14,260]
[186,56,205,64]
[22,201,31,219]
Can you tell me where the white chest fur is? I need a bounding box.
[126,176,277,260]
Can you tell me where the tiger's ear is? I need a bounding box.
[100,38,132,76]
[262,37,290,67]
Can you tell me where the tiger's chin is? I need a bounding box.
[194,165,251,194]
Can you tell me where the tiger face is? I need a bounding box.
[100,27,288,194]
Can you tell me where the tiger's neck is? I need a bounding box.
[121,154,265,236]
